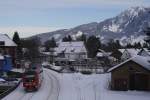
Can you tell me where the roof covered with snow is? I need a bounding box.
[0,78,5,82]
[124,49,140,56]
[41,51,57,56]
[55,41,87,53]
[118,49,125,53]
[98,49,106,53]
[0,55,4,60]
[108,55,150,72]
[138,48,150,56]
[0,34,17,47]
[96,52,103,57]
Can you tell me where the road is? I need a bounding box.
[2,68,60,100]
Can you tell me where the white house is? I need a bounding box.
[121,49,140,61]
[55,41,87,61]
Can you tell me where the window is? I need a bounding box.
[0,41,5,46]
[0,61,4,68]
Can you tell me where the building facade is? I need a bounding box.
[55,41,87,63]
[109,56,150,91]
[0,34,17,67]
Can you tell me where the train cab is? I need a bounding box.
[23,63,43,91]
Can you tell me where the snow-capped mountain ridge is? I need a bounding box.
[30,6,150,44]
[100,6,150,34]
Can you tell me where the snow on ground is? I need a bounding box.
[2,69,59,100]
[11,68,25,73]
[52,71,150,100]
[2,68,150,100]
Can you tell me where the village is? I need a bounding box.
[41,38,150,91]
[1,1,150,98]
[0,30,150,100]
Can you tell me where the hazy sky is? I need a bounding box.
[0,0,149,38]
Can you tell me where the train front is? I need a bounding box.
[23,70,39,91]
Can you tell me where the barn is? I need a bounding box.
[108,55,150,91]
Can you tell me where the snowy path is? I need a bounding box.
[2,69,60,100]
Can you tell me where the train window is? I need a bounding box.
[24,71,36,75]
[25,75,35,78]
[25,77,35,82]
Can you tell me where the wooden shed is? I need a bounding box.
[108,56,150,91]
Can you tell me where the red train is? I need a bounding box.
[23,63,43,91]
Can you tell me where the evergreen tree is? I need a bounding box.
[133,42,141,49]
[86,35,101,58]
[13,31,21,45]
[12,31,22,60]
[143,42,148,48]
[115,40,121,49]
[107,39,121,51]
[62,35,73,42]
[67,35,72,41]
[144,27,150,49]
[21,37,41,61]
[76,34,87,43]
[126,43,133,48]
[44,37,57,51]
[62,36,68,42]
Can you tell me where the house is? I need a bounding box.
[110,49,124,61]
[0,34,17,66]
[54,41,87,65]
[138,48,150,57]
[108,55,150,91]
[121,49,140,61]
[40,49,57,63]
[55,41,87,60]
[96,49,110,58]
[96,49,112,67]
[96,49,106,59]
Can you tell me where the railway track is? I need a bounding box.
[45,69,60,100]
[3,69,60,100]
[19,92,34,100]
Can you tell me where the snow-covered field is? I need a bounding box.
[3,68,150,100]
[57,72,150,100]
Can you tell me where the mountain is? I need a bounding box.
[31,6,150,44]
[31,22,99,43]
